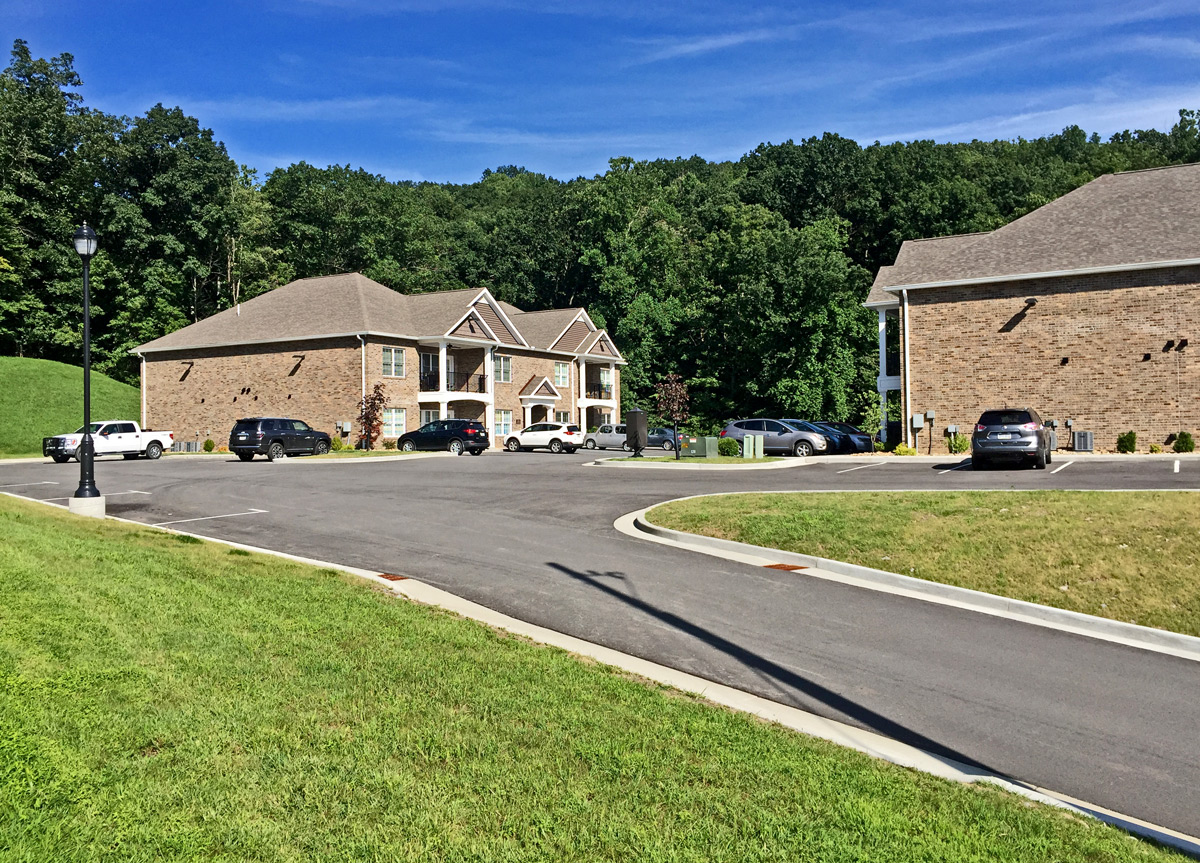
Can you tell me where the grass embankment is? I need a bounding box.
[0,356,140,457]
[0,497,1178,861]
[647,491,1200,636]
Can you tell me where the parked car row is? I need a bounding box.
[718,418,874,457]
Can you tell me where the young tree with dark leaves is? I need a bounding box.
[655,373,689,460]
[357,382,388,449]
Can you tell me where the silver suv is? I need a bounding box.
[971,408,1052,469]
[719,418,829,457]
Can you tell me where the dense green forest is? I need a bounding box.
[3,39,1199,428]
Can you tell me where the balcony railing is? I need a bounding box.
[586,384,614,400]
[420,370,487,393]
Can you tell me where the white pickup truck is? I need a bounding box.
[43,421,175,463]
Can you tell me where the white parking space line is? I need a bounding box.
[1051,461,1075,474]
[0,481,58,489]
[39,490,155,502]
[937,462,973,475]
[1176,460,1181,473]
[836,462,887,474]
[151,508,267,528]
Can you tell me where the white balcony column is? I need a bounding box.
[879,390,888,443]
[608,362,616,400]
[877,310,887,380]
[523,404,532,428]
[485,347,495,397]
[577,357,586,401]
[438,340,448,393]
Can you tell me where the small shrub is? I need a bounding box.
[330,436,344,451]
[893,443,917,456]
[1149,444,1162,454]
[717,436,740,457]
[1174,431,1195,453]
[946,433,970,454]
[1116,430,1137,453]
[202,438,215,452]
[874,441,887,452]
[382,439,397,450]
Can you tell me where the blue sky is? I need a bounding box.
[5,1,1200,183]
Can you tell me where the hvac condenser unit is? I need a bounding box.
[1072,431,1094,452]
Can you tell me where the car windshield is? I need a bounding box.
[74,423,104,433]
[979,410,1032,426]
[782,420,820,433]
[823,422,860,434]
[567,425,581,433]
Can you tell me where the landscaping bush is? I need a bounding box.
[203,438,215,452]
[893,443,917,456]
[717,436,740,457]
[1175,431,1195,453]
[874,441,887,452]
[1116,430,1137,453]
[1150,444,1162,454]
[383,439,397,450]
[330,436,344,451]
[946,433,970,454]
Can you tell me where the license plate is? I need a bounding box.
[237,434,247,439]
[995,433,1012,439]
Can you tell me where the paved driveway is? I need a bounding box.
[3,452,1199,836]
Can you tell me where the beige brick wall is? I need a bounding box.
[144,338,622,450]
[904,266,1200,452]
[143,338,361,445]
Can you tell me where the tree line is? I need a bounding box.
[3,39,1198,430]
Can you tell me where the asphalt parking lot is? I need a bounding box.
[3,450,1200,837]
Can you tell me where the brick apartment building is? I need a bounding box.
[865,163,1200,452]
[133,273,623,448]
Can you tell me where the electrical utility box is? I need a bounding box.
[1072,431,1094,451]
[681,436,718,458]
[625,409,648,453]
[742,434,765,458]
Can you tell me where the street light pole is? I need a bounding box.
[72,222,100,501]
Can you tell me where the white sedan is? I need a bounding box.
[503,422,585,454]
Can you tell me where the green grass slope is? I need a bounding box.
[0,356,140,457]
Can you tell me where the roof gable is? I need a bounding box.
[518,375,562,399]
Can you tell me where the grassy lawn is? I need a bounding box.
[647,491,1200,637]
[0,498,1180,861]
[617,455,782,464]
[0,357,141,457]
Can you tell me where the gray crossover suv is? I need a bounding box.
[720,418,829,457]
[971,408,1052,469]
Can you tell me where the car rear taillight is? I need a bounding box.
[1020,422,1038,431]
[168,432,174,440]
[719,430,727,437]
[976,424,987,432]
[466,429,476,435]
[255,432,264,439]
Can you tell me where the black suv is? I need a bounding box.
[971,408,1052,469]
[229,417,332,461]
[397,419,489,455]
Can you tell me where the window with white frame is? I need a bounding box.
[382,346,405,377]
[382,407,406,436]
[555,410,570,424]
[599,366,613,386]
[496,410,513,436]
[420,409,439,426]
[554,361,569,388]
[494,354,512,383]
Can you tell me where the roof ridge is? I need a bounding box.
[1111,163,1200,177]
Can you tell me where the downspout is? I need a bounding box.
[357,335,366,444]
[137,352,146,428]
[901,289,912,447]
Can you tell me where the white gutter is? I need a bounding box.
[881,256,1200,296]
[901,289,912,447]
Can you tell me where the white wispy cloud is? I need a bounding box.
[177,94,435,123]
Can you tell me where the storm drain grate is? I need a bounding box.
[378,572,409,581]
[763,563,808,571]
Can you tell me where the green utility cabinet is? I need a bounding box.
[742,434,765,458]
[680,435,719,458]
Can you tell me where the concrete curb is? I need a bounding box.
[1,490,1197,855]
[620,503,1200,664]
[591,455,807,470]
[811,453,1200,464]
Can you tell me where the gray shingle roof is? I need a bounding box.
[868,163,1200,301]
[512,308,584,350]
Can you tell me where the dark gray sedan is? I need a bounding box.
[719,418,829,457]
[971,408,1052,469]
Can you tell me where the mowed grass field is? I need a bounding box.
[0,356,141,457]
[0,496,1181,862]
[647,491,1200,637]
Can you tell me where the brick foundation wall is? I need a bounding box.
[904,266,1200,452]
